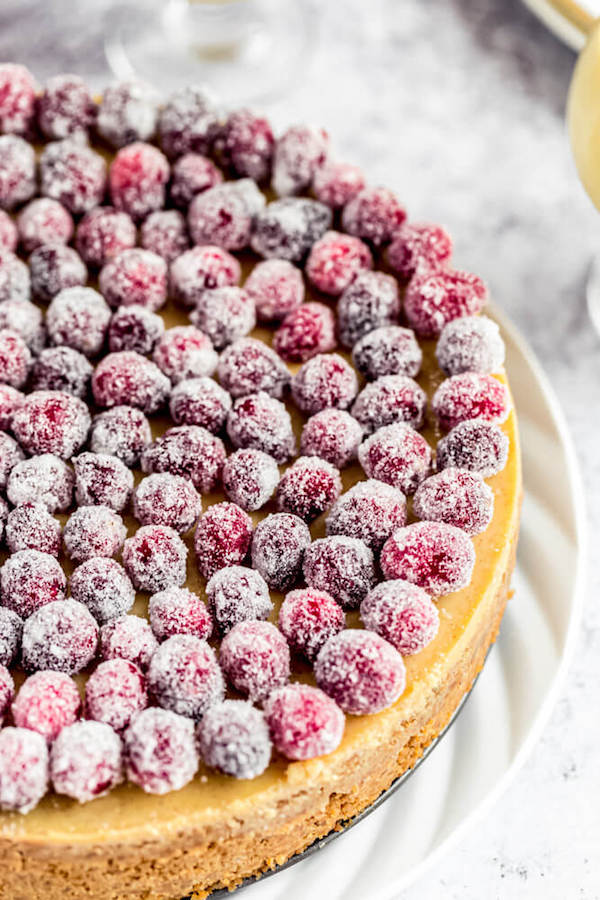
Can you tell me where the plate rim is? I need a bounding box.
[520,0,588,50]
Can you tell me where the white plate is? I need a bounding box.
[240,305,586,900]
[520,0,595,50]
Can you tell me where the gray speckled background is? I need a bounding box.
[1,0,598,895]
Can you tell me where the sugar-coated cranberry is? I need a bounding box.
[12,671,81,742]
[0,329,30,389]
[50,720,122,802]
[342,186,406,247]
[0,496,7,542]
[218,338,290,400]
[6,453,74,512]
[124,706,198,793]
[34,346,94,400]
[29,243,87,303]
[133,472,202,533]
[109,141,169,221]
[205,565,271,634]
[251,513,311,592]
[40,139,107,215]
[5,502,62,557]
[413,467,494,535]
[170,245,240,307]
[0,136,35,210]
[264,683,344,761]
[251,198,332,262]
[222,448,279,512]
[0,608,22,666]
[0,727,48,813]
[97,81,158,148]
[381,521,476,594]
[315,629,406,714]
[387,222,453,282]
[47,286,111,357]
[300,408,363,469]
[12,388,91,458]
[0,252,30,302]
[75,206,136,268]
[358,422,432,494]
[312,159,366,209]
[337,270,400,349]
[273,301,336,363]
[0,299,44,355]
[22,599,98,674]
[303,536,376,610]
[216,109,274,182]
[291,353,358,415]
[170,152,222,207]
[306,230,372,296]
[352,325,422,381]
[0,210,17,252]
[73,451,133,511]
[220,620,290,702]
[436,418,509,478]
[199,699,271,778]
[99,248,168,313]
[227,392,297,463]
[148,634,224,718]
[158,86,219,159]
[352,374,426,434]
[361,580,439,656]
[436,315,505,376]
[169,376,231,432]
[63,505,127,563]
[190,286,255,350]
[278,587,345,661]
[108,304,165,355]
[100,615,158,670]
[141,209,189,262]
[92,351,171,413]
[0,384,22,430]
[194,502,253,579]
[244,258,304,323]
[188,181,263,251]
[90,405,152,467]
[272,124,329,197]
[404,269,488,338]
[432,373,510,432]
[326,479,407,552]
[141,425,225,493]
[0,430,24,491]
[0,665,13,722]
[153,325,217,383]
[70,557,135,624]
[0,63,36,134]
[17,197,73,253]
[276,456,341,523]
[38,73,95,139]
[85,659,147,732]
[148,586,212,642]
[122,524,188,592]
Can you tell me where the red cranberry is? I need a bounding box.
[12,390,90,458]
[6,453,74,512]
[97,81,158,148]
[251,198,332,262]
[276,456,341,523]
[70,557,135,624]
[6,502,62,557]
[326,478,407,552]
[12,671,81,742]
[436,315,505,376]
[273,302,336,363]
[0,210,17,252]
[361,580,439,655]
[0,431,23,491]
[158,86,219,159]
[108,304,165,355]
[22,599,99,674]
[387,222,453,281]
[188,180,263,251]
[227,392,296,463]
[148,634,224,717]
[291,353,358,415]
[0,665,14,723]
[0,299,44,354]
[272,124,329,196]
[133,472,202,533]
[90,405,152,466]
[0,252,30,303]
[303,536,376,610]
[38,73,95,139]
[170,245,240,307]
[436,418,509,478]
[92,351,171,414]
[0,63,36,135]
[251,512,311,592]
[17,197,73,253]
[244,258,304,323]
[85,659,147,732]
[140,209,189,261]
[278,587,345,661]
[218,337,290,399]
[29,243,87,303]
[220,620,290,702]
[413,467,494,535]
[352,374,426,434]
[0,727,48,813]
[0,384,22,430]
[194,502,253,579]
[153,325,217,383]
[40,139,107,215]
[264,683,344,761]
[337,270,400,348]
[73,451,133,511]
[0,608,21,667]
[404,269,488,338]
[75,206,136,268]
[169,376,232,432]
[313,159,366,208]
[109,141,169,221]
[190,286,255,350]
[0,329,30,389]
[0,135,35,209]
[306,230,372,296]
[148,587,212,642]
[216,109,274,182]
[205,565,271,634]
[100,248,168,312]
[300,408,363,469]
[141,425,226,493]
[50,720,122,802]
[124,706,198,793]
[358,422,432,494]
[342,186,406,247]
[381,521,475,594]
[352,324,422,380]
[63,505,127,563]
[433,373,510,432]
[170,152,222,207]
[47,286,111,357]
[315,629,406,714]
[222,448,279,512]
[100,615,158,670]
[198,699,272,779]
[123,524,188,592]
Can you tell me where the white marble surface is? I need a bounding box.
[0,0,598,895]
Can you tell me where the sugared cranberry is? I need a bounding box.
[0,608,22,667]
[361,580,439,655]
[306,230,372,296]
[244,258,304,323]
[278,587,345,661]
[264,683,344,760]
[50,720,122,802]
[387,222,453,282]
[432,373,510,432]
[122,524,188,592]
[0,384,22,430]
[199,699,271,779]
[276,456,341,523]
[273,301,336,363]
[303,536,376,610]
[73,451,133,511]
[12,671,81,742]
[169,376,231,432]
[0,665,13,723]
[342,186,406,247]
[29,243,87,303]
[124,706,198,793]
[22,599,98,674]
[227,392,296,463]
[0,727,48,813]
[0,63,36,135]
[0,252,30,302]
[0,496,7,542]
[170,245,241,307]
[216,109,274,182]
[70,557,135,624]
[220,620,290,702]
[326,479,407,552]
[97,81,158,148]
[17,197,73,253]
[152,325,217,383]
[436,418,509,477]
[251,198,332,262]
[312,159,366,208]
[272,124,329,197]
[190,286,255,350]
[436,315,505,376]
[0,136,35,209]
[100,248,168,312]
[85,659,147,732]
[38,73,95,139]
[92,351,171,413]
[352,374,426,434]
[108,304,164,355]
[170,152,222,207]
[0,299,44,354]
[47,286,111,357]
[381,521,476,594]
[12,389,90,458]
[251,513,311,592]
[0,430,24,491]
[188,181,262,251]
[75,206,136,269]
[218,338,289,400]
[291,353,358,415]
[300,408,363,469]
[140,209,189,261]
[141,425,225,493]
[0,329,30,389]
[194,502,253,579]
[90,405,152,466]
[158,86,219,159]
[63,505,127,563]
[404,269,488,338]
[40,139,107,215]
[413,467,494,535]
[109,141,169,221]
[6,453,74,512]
[5,502,62,557]
[149,587,212,642]
[100,615,158,670]
[337,270,400,348]
[133,472,202,533]
[352,324,422,381]
[0,210,17,252]
[358,422,432,494]
[222,448,279,512]
[205,565,271,634]
[148,634,224,717]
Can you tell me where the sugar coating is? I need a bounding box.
[85,659,148,732]
[264,683,345,761]
[74,451,134,511]
[273,302,336,364]
[140,209,189,261]
[100,248,168,312]
[122,524,188,592]
[360,580,440,656]
[250,198,332,263]
[5,502,62,557]
[0,135,36,210]
[436,315,505,376]
[194,503,253,580]
[251,513,311,593]
[305,230,372,296]
[75,206,136,268]
[21,599,99,674]
[341,186,406,247]
[170,245,241,308]
[169,376,232,432]
[97,81,158,148]
[198,699,272,779]
[90,405,152,467]
[47,286,111,357]
[0,329,30,389]
[337,270,401,349]
[205,565,272,634]
[219,620,290,702]
[148,634,224,718]
[387,222,453,282]
[413,467,494,535]
[216,109,274,183]
[38,74,95,140]
[0,430,24,490]
[0,211,17,254]
[0,252,30,302]
[63,505,127,563]
[100,615,158,671]
[39,138,107,215]
[109,141,169,221]
[0,608,22,667]
[436,418,509,478]
[220,340,288,402]
[0,665,13,722]
[148,587,212,642]
[124,707,198,794]
[272,124,329,197]
[158,86,219,159]
[0,384,23,429]
[190,286,256,350]
[70,557,135,624]
[32,347,93,398]
[291,353,358,415]
[278,588,345,662]
[92,351,171,414]
[381,521,475,595]
[300,408,363,469]
[29,243,87,305]
[0,727,49,814]
[170,152,222,207]
[326,479,407,552]
[108,305,165,355]
[358,422,432,495]
[133,473,202,533]
[0,63,36,134]
[141,425,225,494]
[276,456,342,523]
[188,181,262,251]
[18,197,73,253]
[1,549,66,618]
[6,453,74,512]
[244,258,304,323]
[0,299,45,354]
[222,448,279,512]
[50,721,122,803]
[404,269,488,338]
[352,374,427,434]
[312,159,366,209]
[432,372,510,432]
[12,671,81,741]
[152,325,218,383]
[303,536,376,610]
[227,392,297,463]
